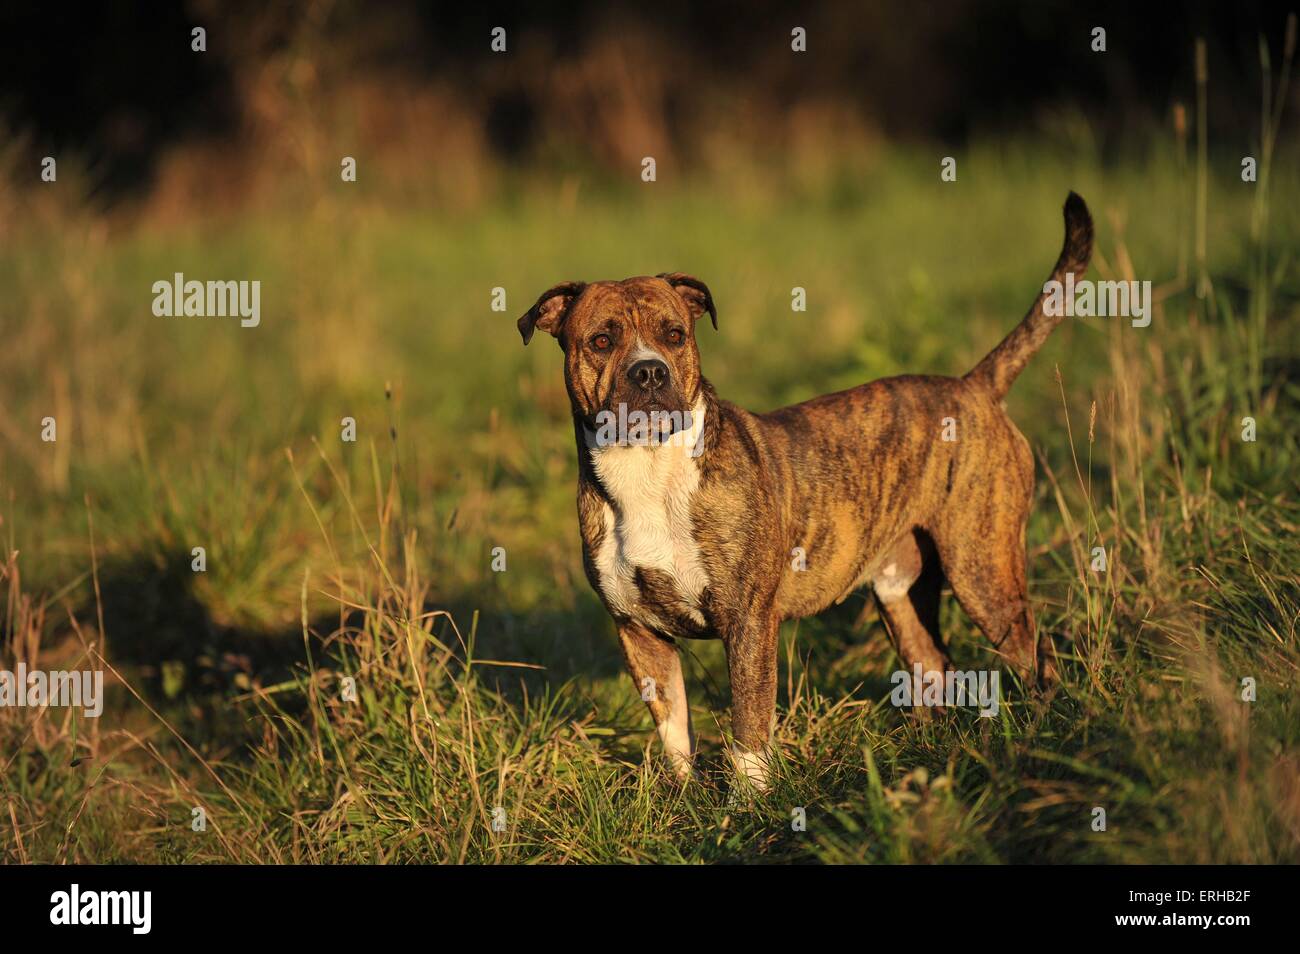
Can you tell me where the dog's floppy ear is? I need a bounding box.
[518,281,586,345]
[657,273,717,330]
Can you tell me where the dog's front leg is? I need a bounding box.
[617,621,695,779]
[722,613,780,792]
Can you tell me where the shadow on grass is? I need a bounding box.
[90,550,324,695]
[86,548,634,708]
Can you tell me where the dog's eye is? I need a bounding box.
[666,328,684,345]
[591,333,612,352]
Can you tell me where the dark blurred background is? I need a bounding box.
[2,0,1296,202]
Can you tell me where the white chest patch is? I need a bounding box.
[588,399,709,633]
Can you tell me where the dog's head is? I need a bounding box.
[518,274,716,434]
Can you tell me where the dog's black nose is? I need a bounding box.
[628,359,669,392]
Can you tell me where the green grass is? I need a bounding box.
[2,137,1298,863]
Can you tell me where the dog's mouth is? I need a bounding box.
[585,394,695,447]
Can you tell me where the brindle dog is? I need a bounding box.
[518,193,1093,788]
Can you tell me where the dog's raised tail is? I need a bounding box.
[965,192,1093,399]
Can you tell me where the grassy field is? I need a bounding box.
[2,133,1298,863]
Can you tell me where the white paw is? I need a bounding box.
[728,747,772,793]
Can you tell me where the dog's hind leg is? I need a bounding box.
[874,532,951,695]
[935,514,1053,688]
[618,621,695,779]
[932,422,1059,688]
